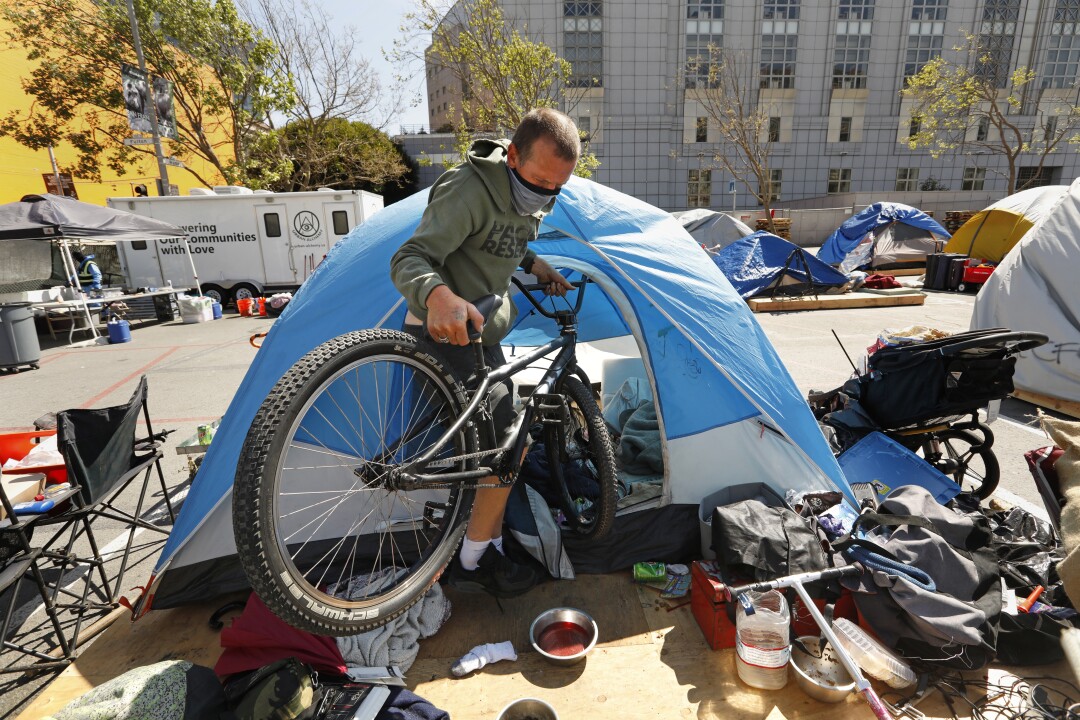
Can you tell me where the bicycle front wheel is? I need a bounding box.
[233,330,477,635]
[544,375,618,539]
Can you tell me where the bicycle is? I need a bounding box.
[232,277,619,635]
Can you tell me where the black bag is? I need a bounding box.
[834,486,1001,670]
[712,493,827,582]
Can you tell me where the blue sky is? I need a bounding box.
[319,0,430,132]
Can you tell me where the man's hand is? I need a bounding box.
[530,257,574,297]
[425,285,485,346]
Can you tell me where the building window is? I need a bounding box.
[1043,116,1059,143]
[827,168,851,194]
[688,169,712,207]
[976,116,990,141]
[686,2,724,90]
[760,1,799,89]
[695,116,708,142]
[895,167,920,191]
[578,116,591,134]
[833,1,873,89]
[766,168,782,201]
[911,0,948,21]
[1018,166,1060,189]
[904,31,945,81]
[564,2,603,88]
[768,116,781,142]
[976,0,1020,88]
[839,116,852,142]
[1042,1,1080,89]
[962,166,986,191]
[909,117,922,137]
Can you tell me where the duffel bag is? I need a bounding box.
[833,485,1001,670]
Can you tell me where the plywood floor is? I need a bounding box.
[17,575,1069,719]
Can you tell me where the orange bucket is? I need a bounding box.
[257,297,267,317]
[237,298,254,316]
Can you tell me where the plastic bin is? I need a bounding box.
[0,429,66,484]
[0,302,41,371]
[831,618,916,689]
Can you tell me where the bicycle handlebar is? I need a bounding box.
[511,276,589,319]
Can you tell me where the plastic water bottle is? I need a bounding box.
[735,589,791,690]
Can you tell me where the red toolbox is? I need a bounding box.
[690,561,738,650]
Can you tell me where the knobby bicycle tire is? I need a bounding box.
[544,375,618,539]
[233,330,477,635]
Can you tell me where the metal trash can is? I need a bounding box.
[0,302,42,371]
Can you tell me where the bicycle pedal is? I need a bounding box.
[531,393,570,424]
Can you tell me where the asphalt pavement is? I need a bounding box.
[0,288,1061,717]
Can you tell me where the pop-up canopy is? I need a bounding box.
[0,194,200,338]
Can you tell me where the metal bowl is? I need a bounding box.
[529,607,598,667]
[790,636,856,703]
[497,697,559,720]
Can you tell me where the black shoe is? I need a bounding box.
[447,545,539,598]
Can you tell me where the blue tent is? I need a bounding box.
[818,202,950,266]
[714,231,850,299]
[137,178,852,611]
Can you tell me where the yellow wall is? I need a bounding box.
[0,22,227,206]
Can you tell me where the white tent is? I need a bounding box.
[970,178,1080,402]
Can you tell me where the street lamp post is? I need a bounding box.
[124,0,171,196]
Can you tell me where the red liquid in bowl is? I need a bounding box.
[537,621,590,657]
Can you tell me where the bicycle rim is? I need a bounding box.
[235,331,475,634]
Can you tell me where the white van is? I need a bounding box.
[108,187,383,304]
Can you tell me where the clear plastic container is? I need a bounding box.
[735,589,790,690]
[831,617,916,689]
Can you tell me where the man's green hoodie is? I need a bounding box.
[390,138,552,345]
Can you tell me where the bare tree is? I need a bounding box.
[684,46,778,232]
[391,0,599,176]
[241,0,412,191]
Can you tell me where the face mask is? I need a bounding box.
[507,165,559,216]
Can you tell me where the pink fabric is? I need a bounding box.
[214,593,346,678]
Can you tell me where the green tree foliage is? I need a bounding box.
[248,118,416,198]
[903,35,1080,194]
[1,0,292,187]
[684,47,778,232]
[392,0,599,177]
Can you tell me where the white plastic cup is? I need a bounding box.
[735,589,791,690]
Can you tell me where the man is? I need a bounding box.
[390,107,579,597]
[68,250,102,292]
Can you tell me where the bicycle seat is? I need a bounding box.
[472,294,503,323]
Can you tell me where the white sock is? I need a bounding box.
[451,641,518,677]
[459,537,489,571]
[491,536,504,555]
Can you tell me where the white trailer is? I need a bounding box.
[107,187,383,305]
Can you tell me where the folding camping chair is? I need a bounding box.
[35,376,175,608]
[0,479,88,674]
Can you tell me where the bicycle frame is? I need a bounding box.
[393,279,589,489]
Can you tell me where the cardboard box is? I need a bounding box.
[691,560,738,650]
[0,472,46,521]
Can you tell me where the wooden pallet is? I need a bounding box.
[870,267,924,277]
[747,290,926,313]
[17,575,1067,720]
[1011,388,1080,420]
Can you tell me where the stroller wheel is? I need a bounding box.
[915,428,1000,500]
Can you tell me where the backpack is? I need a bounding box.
[223,657,318,720]
[833,486,1001,670]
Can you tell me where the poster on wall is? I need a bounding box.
[121,63,178,139]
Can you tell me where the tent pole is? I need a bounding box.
[182,236,201,296]
[59,240,99,340]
